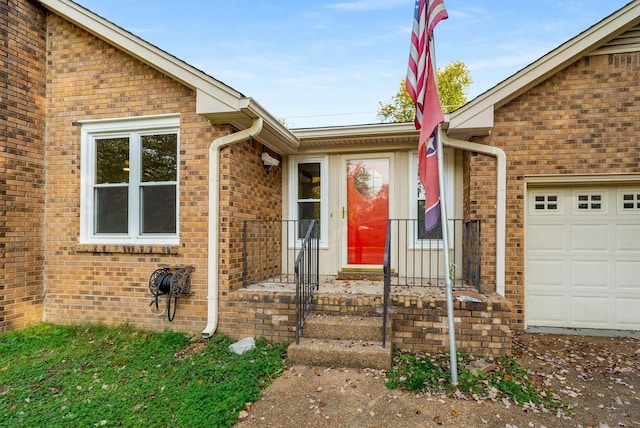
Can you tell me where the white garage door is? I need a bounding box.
[526,185,640,331]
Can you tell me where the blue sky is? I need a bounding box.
[78,0,631,128]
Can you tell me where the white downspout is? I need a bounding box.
[202,117,264,338]
[440,132,507,296]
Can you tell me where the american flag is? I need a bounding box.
[406,0,447,232]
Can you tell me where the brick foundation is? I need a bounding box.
[219,289,513,355]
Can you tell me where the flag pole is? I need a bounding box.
[431,39,458,386]
[406,0,456,385]
[437,123,458,386]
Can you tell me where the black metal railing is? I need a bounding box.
[242,219,319,344]
[464,219,482,289]
[382,218,481,347]
[384,218,481,289]
[382,220,392,349]
[294,220,319,344]
[243,220,317,286]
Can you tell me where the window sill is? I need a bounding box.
[75,244,179,255]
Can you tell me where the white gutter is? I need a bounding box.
[441,133,507,296]
[202,118,264,338]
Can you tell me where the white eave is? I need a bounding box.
[38,0,300,154]
[448,0,640,140]
[292,122,420,151]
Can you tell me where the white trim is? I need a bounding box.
[79,114,180,245]
[287,155,329,248]
[294,122,417,139]
[340,153,395,270]
[525,173,640,185]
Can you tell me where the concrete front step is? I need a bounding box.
[303,314,390,342]
[287,338,392,370]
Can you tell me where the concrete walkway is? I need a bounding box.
[234,365,487,428]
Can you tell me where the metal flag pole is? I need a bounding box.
[436,122,458,385]
[431,37,458,386]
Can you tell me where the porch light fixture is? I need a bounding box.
[261,152,280,171]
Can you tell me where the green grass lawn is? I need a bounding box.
[0,324,287,427]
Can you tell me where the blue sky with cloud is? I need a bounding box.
[78,0,631,127]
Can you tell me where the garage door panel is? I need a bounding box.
[615,298,640,329]
[528,225,565,251]
[528,260,565,286]
[571,260,609,287]
[616,261,640,289]
[616,225,640,252]
[527,294,566,326]
[571,224,609,252]
[571,296,610,327]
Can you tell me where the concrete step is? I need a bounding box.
[287,338,392,370]
[336,270,384,281]
[303,314,390,342]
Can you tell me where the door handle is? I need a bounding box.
[342,207,345,219]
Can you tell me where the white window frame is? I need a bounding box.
[288,155,328,248]
[618,188,640,213]
[408,148,454,247]
[79,114,180,245]
[572,190,607,215]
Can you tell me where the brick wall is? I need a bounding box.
[216,142,283,335]
[218,143,282,295]
[42,14,224,334]
[0,0,47,332]
[41,12,284,336]
[221,289,513,355]
[469,53,640,329]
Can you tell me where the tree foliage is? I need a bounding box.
[377,60,472,123]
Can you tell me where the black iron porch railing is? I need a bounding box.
[242,220,319,344]
[293,220,319,344]
[243,219,481,289]
[243,220,316,286]
[384,218,481,289]
[382,218,481,348]
[242,218,481,348]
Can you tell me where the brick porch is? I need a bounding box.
[217,276,513,356]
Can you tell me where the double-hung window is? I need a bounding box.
[80,115,179,245]
[409,149,453,245]
[289,156,328,247]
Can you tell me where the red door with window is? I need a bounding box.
[346,158,389,265]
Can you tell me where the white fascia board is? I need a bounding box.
[195,89,243,115]
[241,98,300,152]
[447,105,494,133]
[40,0,243,113]
[450,1,640,135]
[293,122,417,140]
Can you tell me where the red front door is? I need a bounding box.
[346,158,389,265]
